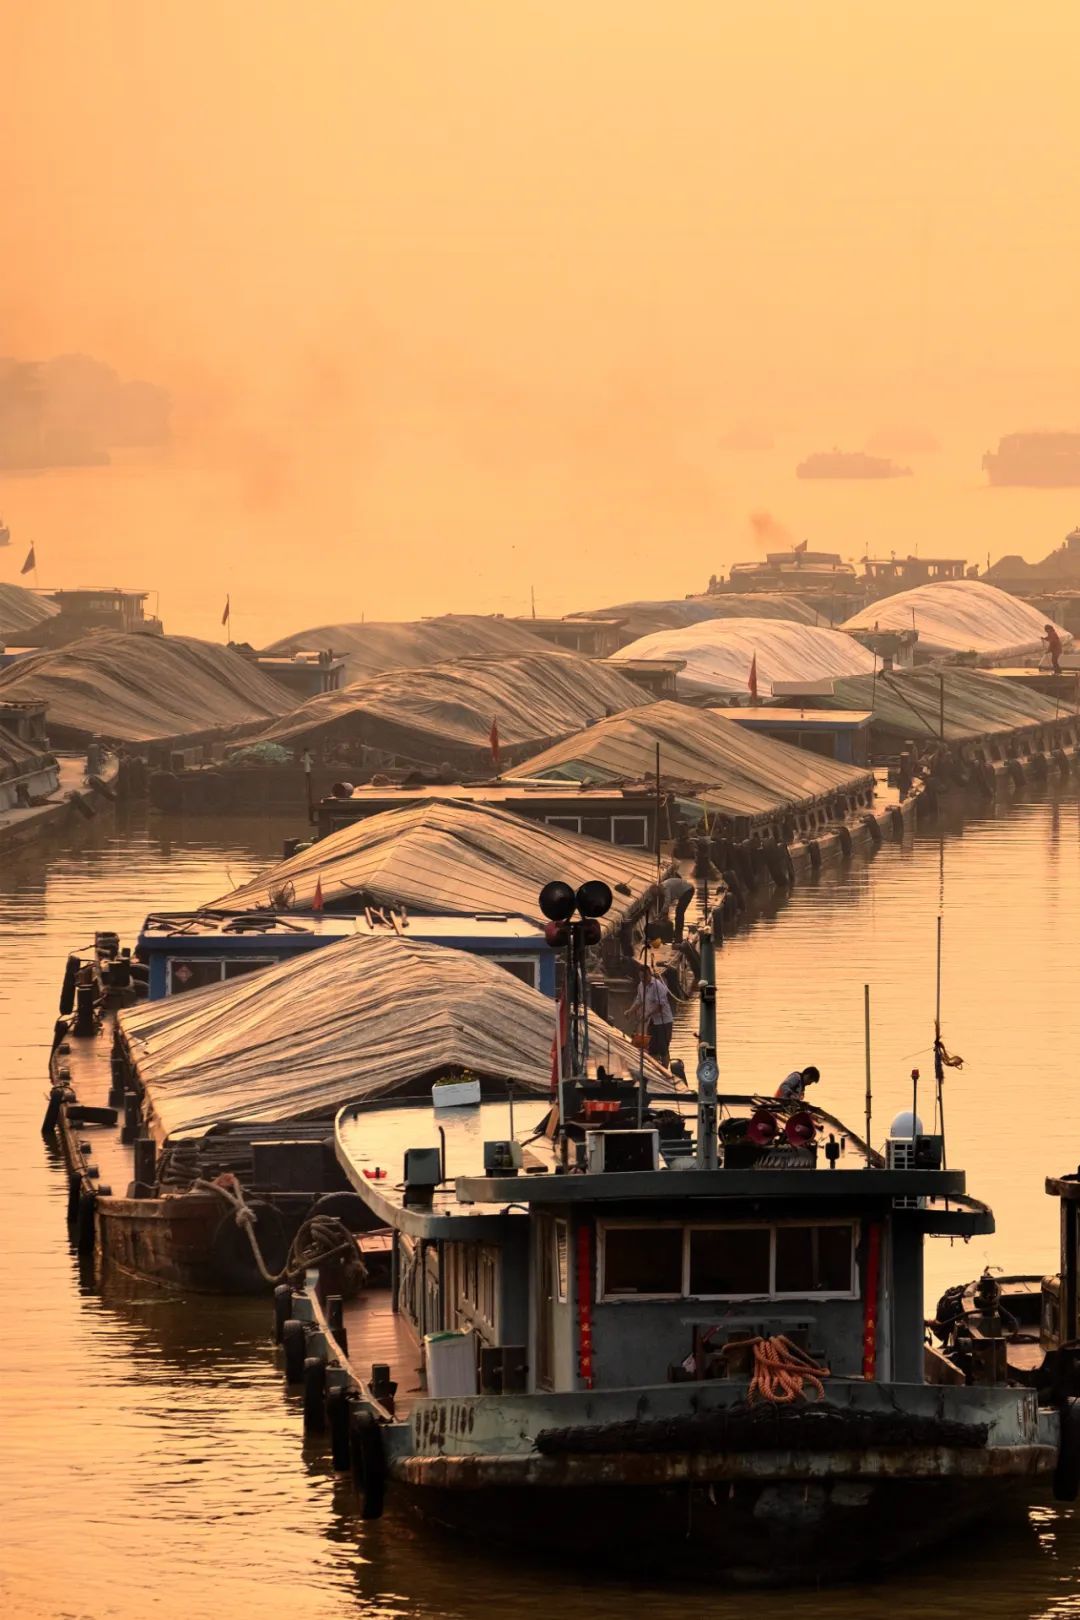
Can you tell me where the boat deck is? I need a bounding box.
[340,1285,424,1418]
[59,1010,136,1197]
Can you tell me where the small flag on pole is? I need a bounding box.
[221,594,231,628]
[748,653,758,701]
[490,715,500,769]
[794,538,808,555]
[20,544,35,576]
[312,875,324,914]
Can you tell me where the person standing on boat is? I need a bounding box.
[1043,623,1063,676]
[627,963,675,1064]
[775,1066,820,1102]
[660,870,695,941]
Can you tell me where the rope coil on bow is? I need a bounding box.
[193,1174,363,1287]
[720,1334,831,1404]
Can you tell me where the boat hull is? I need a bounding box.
[391,1451,1050,1585]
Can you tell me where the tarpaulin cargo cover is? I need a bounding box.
[611,618,875,700]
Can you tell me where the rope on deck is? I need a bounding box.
[192,1175,362,1286]
[720,1334,831,1404]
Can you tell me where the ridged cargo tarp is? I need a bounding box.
[264,614,555,681]
[0,720,51,777]
[118,933,673,1140]
[514,700,874,821]
[0,631,293,744]
[0,582,59,637]
[203,797,665,923]
[242,650,655,767]
[611,618,876,699]
[842,580,1071,663]
[822,668,1068,744]
[575,594,826,643]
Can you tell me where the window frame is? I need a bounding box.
[611,814,649,848]
[597,1218,859,1303]
[487,953,540,989]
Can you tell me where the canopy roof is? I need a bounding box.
[203,797,664,922]
[0,582,59,637]
[575,594,825,643]
[842,579,1070,663]
[263,614,552,682]
[118,933,673,1141]
[611,618,876,699]
[0,632,293,744]
[243,650,653,767]
[820,668,1066,744]
[514,700,874,822]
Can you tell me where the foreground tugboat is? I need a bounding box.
[278,886,1057,1586]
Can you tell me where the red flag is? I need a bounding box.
[489,715,500,768]
[20,544,35,576]
[312,875,324,913]
[748,653,758,701]
[221,594,231,627]
[794,538,808,555]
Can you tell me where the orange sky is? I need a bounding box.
[2,2,1080,637]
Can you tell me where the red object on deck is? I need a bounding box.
[576,1222,594,1389]
[862,1220,882,1379]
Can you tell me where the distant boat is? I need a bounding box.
[793,450,913,479]
[797,449,912,480]
[983,432,1080,488]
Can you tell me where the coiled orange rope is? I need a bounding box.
[721,1334,831,1404]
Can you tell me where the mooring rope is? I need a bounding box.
[192,1175,361,1286]
[720,1334,831,1404]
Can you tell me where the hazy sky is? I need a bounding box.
[2,2,1079,636]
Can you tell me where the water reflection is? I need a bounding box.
[2,798,1080,1618]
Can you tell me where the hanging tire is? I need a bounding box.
[806,839,821,870]
[303,1356,327,1433]
[863,814,882,848]
[327,1386,352,1471]
[889,807,904,840]
[349,1407,386,1519]
[1054,1399,1080,1501]
[210,1199,288,1292]
[837,825,853,858]
[282,1319,308,1384]
[75,1184,97,1254]
[273,1283,293,1345]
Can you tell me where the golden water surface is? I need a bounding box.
[2,797,1080,1618]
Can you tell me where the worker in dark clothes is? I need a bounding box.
[660,870,695,941]
[1043,623,1064,676]
[775,1066,820,1102]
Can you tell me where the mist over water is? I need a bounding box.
[4,795,1080,1618]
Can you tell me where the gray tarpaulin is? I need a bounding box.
[240,650,654,766]
[119,933,673,1141]
[202,797,664,925]
[0,631,293,744]
[821,667,1071,744]
[264,614,556,682]
[611,618,876,699]
[0,582,59,637]
[515,700,874,821]
[842,580,1071,663]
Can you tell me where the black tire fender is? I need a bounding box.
[303,1355,327,1433]
[282,1318,308,1385]
[349,1407,386,1519]
[273,1283,293,1345]
[1054,1398,1080,1502]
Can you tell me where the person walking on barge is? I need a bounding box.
[1043,622,1064,676]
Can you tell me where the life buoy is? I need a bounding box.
[349,1407,386,1519]
[1054,1397,1080,1501]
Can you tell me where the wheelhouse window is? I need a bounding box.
[167,955,274,994]
[688,1227,771,1296]
[489,955,539,989]
[602,1225,682,1296]
[599,1221,857,1301]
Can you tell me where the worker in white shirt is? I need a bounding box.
[627,963,675,1064]
[775,1066,820,1102]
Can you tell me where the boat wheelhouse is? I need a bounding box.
[278,930,1057,1585]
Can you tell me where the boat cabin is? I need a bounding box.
[315,781,659,851]
[42,588,163,644]
[136,908,555,1000]
[709,706,872,766]
[335,1079,989,1400]
[511,616,627,659]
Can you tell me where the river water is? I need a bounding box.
[3,795,1080,1619]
